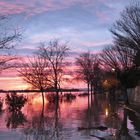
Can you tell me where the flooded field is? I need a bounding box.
[0,92,139,140]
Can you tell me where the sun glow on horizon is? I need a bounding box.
[0,76,29,90]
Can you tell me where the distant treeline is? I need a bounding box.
[0,88,80,93]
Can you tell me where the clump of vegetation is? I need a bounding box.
[46,93,76,103]
[46,93,60,103]
[5,93,27,111]
[63,93,76,102]
[78,93,89,97]
[6,110,27,129]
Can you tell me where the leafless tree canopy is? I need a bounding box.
[0,55,18,71]
[99,2,140,104]
[19,56,52,90]
[110,2,140,66]
[76,52,94,84]
[100,2,140,72]
[0,16,21,49]
[111,3,140,51]
[0,16,21,72]
[38,39,69,91]
[99,45,135,72]
[76,52,102,93]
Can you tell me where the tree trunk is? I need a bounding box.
[41,90,45,109]
[40,98,45,130]
[91,84,92,97]
[87,83,90,103]
[119,109,128,136]
[55,81,59,100]
[92,85,94,94]
[124,87,129,105]
[88,83,90,95]
[55,99,59,138]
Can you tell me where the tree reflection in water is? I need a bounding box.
[105,95,137,139]
[115,109,134,140]
[6,110,27,129]
[3,93,140,140]
[5,93,28,129]
[23,98,64,140]
[77,94,105,137]
[24,106,49,140]
[78,94,134,139]
[105,94,121,133]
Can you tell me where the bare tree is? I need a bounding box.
[0,55,18,71]
[38,39,69,97]
[110,2,140,66]
[19,56,51,106]
[100,45,139,104]
[100,45,135,71]
[100,2,140,104]
[0,16,21,72]
[76,52,93,94]
[91,60,103,93]
[76,52,102,94]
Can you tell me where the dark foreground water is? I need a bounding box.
[0,92,140,140]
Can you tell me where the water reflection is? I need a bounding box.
[6,110,27,129]
[105,94,121,133]
[24,105,48,140]
[115,109,133,140]
[23,99,64,140]
[4,93,28,129]
[0,92,139,140]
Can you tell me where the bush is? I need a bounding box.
[46,93,57,103]
[5,93,27,111]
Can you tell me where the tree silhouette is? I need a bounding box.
[116,109,133,140]
[19,56,52,106]
[100,2,140,104]
[100,44,140,104]
[76,52,102,94]
[0,16,21,72]
[5,93,27,111]
[111,2,140,67]
[38,39,69,98]
[6,110,27,129]
[76,52,92,94]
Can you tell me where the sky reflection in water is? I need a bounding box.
[0,92,139,140]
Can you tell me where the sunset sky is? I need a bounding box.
[0,0,132,90]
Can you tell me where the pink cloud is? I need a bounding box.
[0,0,128,20]
[0,1,25,15]
[0,0,92,16]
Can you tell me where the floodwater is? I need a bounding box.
[0,92,140,140]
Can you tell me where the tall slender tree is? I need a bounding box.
[76,52,93,94]
[38,39,69,98]
[76,52,102,94]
